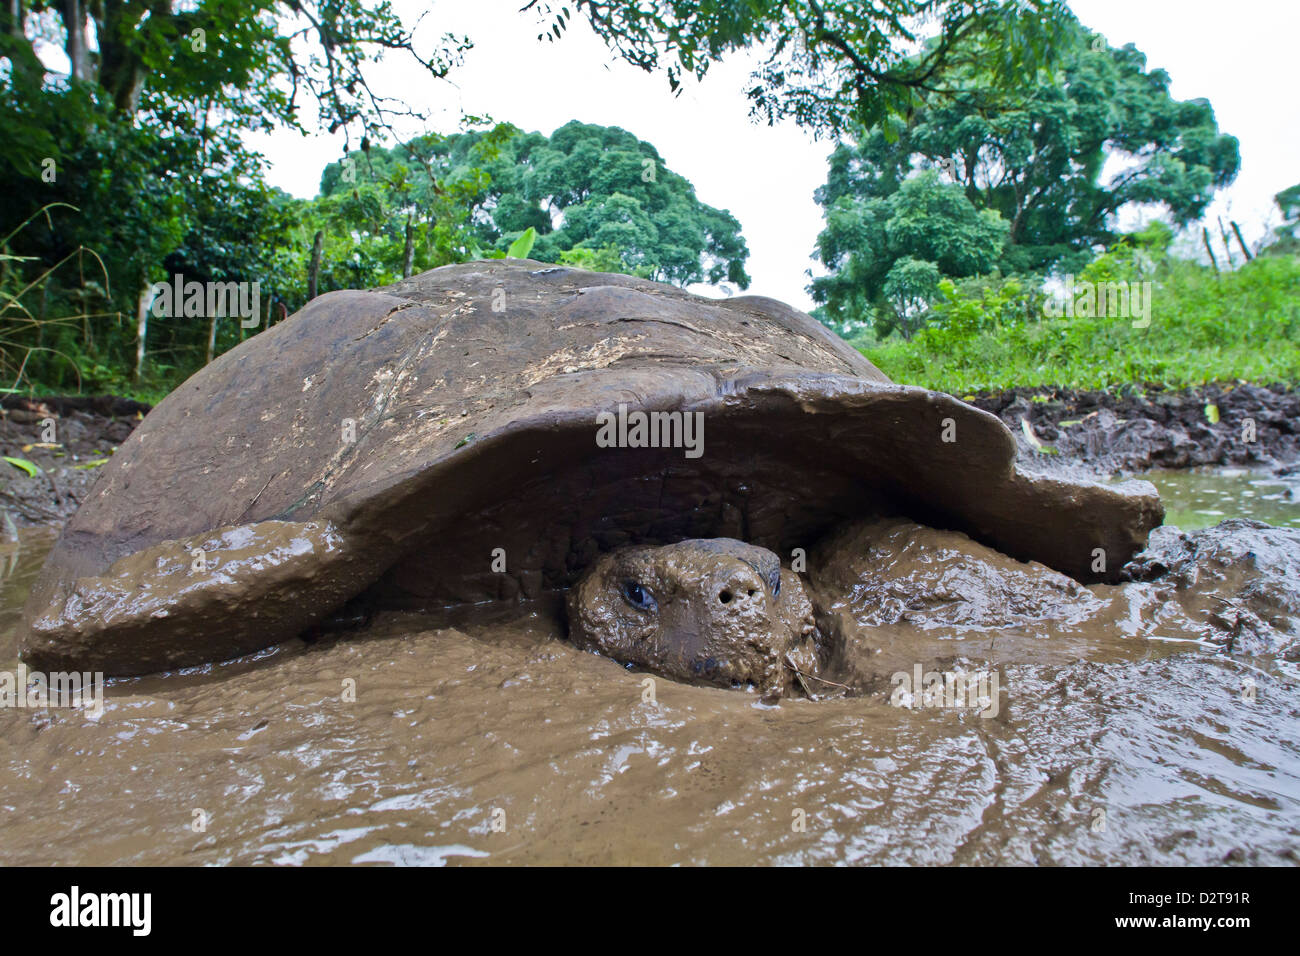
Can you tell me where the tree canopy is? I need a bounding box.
[814,170,1009,336]
[1268,182,1300,256]
[4,0,1234,394]
[1,0,471,391]
[1,0,471,142]
[809,19,1240,331]
[316,121,750,288]
[449,121,749,287]
[530,1,1072,135]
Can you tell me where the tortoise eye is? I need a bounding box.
[620,580,657,612]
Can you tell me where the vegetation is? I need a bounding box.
[0,0,478,394]
[8,0,1047,396]
[534,1,1071,133]
[811,19,1241,335]
[799,16,1298,395]
[1,0,1293,402]
[861,236,1300,393]
[1267,182,1300,257]
[0,109,748,396]
[324,121,751,288]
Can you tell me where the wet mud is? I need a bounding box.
[0,396,148,528]
[814,516,1299,685]
[1,358,1296,861]
[970,383,1299,474]
[0,515,1296,866]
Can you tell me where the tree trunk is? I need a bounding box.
[61,0,91,80]
[1217,218,1236,268]
[308,230,323,299]
[402,214,414,278]
[1230,221,1254,262]
[134,282,151,381]
[1009,202,1026,246]
[205,314,219,365]
[98,0,148,113]
[3,0,23,39]
[1202,228,1220,274]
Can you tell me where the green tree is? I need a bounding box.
[0,0,470,143]
[1266,182,1300,257]
[427,121,751,287]
[811,20,1239,332]
[312,123,516,288]
[531,1,1072,134]
[817,21,1238,267]
[813,171,1009,334]
[0,0,474,389]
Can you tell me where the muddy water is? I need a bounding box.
[1133,467,1300,530]
[0,524,1297,866]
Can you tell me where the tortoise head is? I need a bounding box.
[565,538,821,696]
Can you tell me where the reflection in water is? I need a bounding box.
[0,507,1296,866]
[1134,467,1300,530]
[0,526,56,642]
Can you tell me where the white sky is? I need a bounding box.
[55,0,1300,311]
[246,0,838,307]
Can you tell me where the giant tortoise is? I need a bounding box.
[18,260,1162,691]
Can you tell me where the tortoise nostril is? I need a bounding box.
[716,566,767,608]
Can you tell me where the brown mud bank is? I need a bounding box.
[967,383,1300,474]
[0,396,149,529]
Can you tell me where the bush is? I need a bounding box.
[862,251,1300,392]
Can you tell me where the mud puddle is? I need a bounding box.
[0,526,1296,865]
[1132,466,1300,530]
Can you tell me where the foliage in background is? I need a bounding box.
[408,121,750,287]
[0,204,105,393]
[1,0,471,149]
[814,170,1009,337]
[1,0,773,397]
[811,19,1240,334]
[3,107,751,395]
[0,0,473,395]
[0,90,301,392]
[1266,182,1300,258]
[306,119,751,293]
[301,122,516,293]
[530,0,1072,134]
[865,242,1300,392]
[1,0,1287,402]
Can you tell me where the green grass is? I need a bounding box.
[860,255,1300,393]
